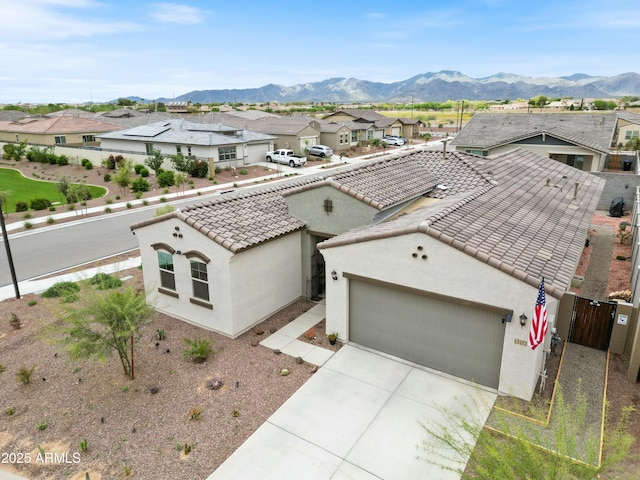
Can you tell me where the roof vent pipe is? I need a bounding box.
[574,182,580,200]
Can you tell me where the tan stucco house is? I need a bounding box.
[450,112,616,172]
[130,147,603,401]
[0,115,120,147]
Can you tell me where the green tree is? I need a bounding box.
[144,148,165,175]
[113,160,133,196]
[57,176,70,204]
[61,286,154,379]
[170,153,194,173]
[175,172,186,196]
[66,184,92,215]
[420,384,634,480]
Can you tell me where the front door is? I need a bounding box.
[310,249,325,300]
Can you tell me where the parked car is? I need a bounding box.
[383,136,405,146]
[307,145,334,158]
[265,149,307,167]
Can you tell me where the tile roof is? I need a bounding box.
[319,148,604,298]
[451,112,617,152]
[617,111,640,124]
[131,152,481,253]
[284,154,447,210]
[0,115,121,134]
[132,178,317,253]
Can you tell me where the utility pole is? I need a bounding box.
[0,197,20,299]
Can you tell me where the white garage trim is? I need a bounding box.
[348,276,506,389]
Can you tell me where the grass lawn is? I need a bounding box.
[0,167,106,213]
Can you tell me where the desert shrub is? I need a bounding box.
[84,161,93,170]
[3,144,15,159]
[183,337,213,363]
[46,217,55,225]
[103,173,112,182]
[56,155,69,166]
[239,168,248,175]
[9,313,21,329]
[88,272,123,289]
[214,165,221,174]
[16,366,35,385]
[41,281,80,299]
[15,201,28,212]
[23,221,33,229]
[131,177,150,193]
[189,160,209,178]
[30,197,52,211]
[134,163,145,174]
[157,170,175,187]
[81,158,89,167]
[154,205,175,217]
[139,167,149,177]
[46,152,58,164]
[188,406,203,420]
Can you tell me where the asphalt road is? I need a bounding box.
[0,195,222,287]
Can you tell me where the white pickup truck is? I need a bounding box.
[265,149,307,167]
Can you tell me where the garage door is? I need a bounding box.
[349,280,505,389]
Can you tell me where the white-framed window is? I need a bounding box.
[82,134,95,143]
[176,145,182,155]
[157,251,176,290]
[190,259,209,301]
[54,136,66,144]
[351,131,358,143]
[187,146,192,156]
[218,146,237,160]
[145,143,154,155]
[625,131,639,140]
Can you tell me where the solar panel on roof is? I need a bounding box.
[123,123,171,137]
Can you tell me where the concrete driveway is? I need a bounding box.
[208,344,496,480]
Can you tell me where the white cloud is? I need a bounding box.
[0,1,141,41]
[149,3,209,25]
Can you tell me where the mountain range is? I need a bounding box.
[158,71,640,104]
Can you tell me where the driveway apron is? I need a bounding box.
[208,344,496,480]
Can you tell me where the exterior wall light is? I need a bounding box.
[331,270,338,281]
[519,313,528,327]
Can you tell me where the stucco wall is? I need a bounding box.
[135,217,303,337]
[321,232,557,401]
[285,185,379,236]
[227,233,303,335]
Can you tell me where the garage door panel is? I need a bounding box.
[349,280,505,388]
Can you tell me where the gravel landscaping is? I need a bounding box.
[0,267,326,480]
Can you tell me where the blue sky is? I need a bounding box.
[1,0,638,104]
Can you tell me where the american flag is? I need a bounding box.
[528,278,548,350]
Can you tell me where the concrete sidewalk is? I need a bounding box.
[0,255,141,302]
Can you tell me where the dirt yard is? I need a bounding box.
[0,269,335,479]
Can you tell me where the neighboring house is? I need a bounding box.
[323,110,396,139]
[322,109,418,139]
[450,113,616,171]
[97,119,276,169]
[130,147,603,401]
[615,111,640,147]
[0,115,120,146]
[190,113,322,155]
[165,102,190,113]
[489,102,529,111]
